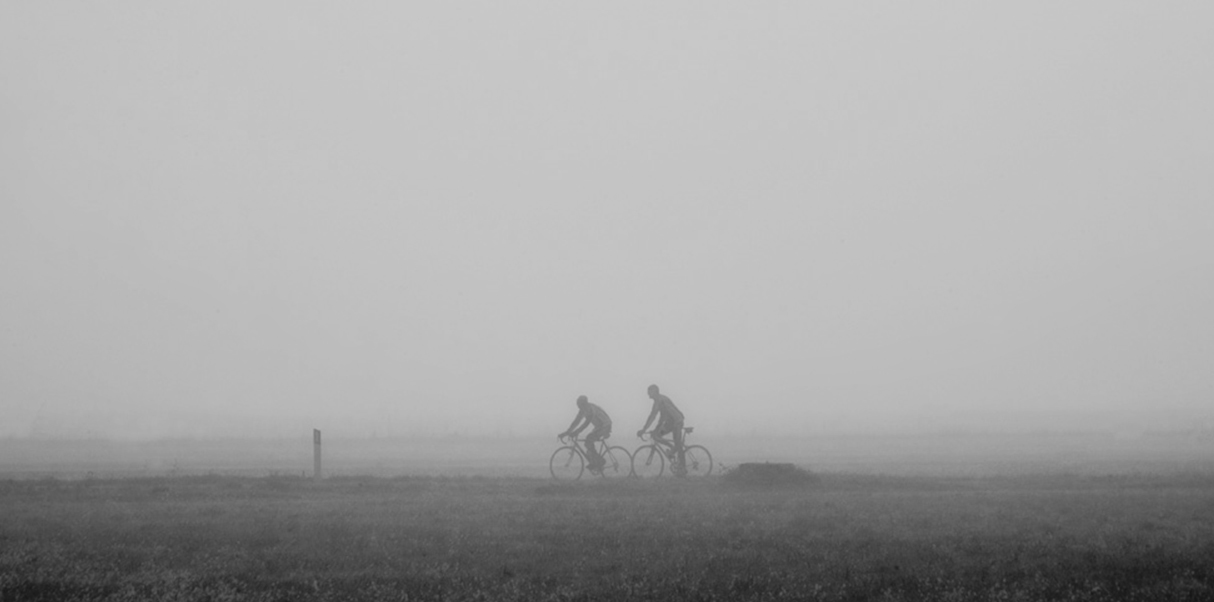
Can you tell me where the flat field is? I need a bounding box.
[3,471,1214,601]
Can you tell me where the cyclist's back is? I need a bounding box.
[585,401,612,430]
[650,391,682,426]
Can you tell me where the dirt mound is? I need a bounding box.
[721,462,820,488]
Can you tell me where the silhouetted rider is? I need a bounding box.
[637,384,686,474]
[559,395,612,471]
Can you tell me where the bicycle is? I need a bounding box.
[631,427,713,478]
[549,435,632,480]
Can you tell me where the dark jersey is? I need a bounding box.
[567,402,612,433]
[647,393,683,426]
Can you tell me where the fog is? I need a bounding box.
[3,3,1212,441]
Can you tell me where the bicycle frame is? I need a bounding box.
[551,435,631,480]
[638,428,691,453]
[633,427,712,477]
[560,435,607,458]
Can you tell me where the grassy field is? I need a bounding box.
[4,432,1214,479]
[3,471,1214,601]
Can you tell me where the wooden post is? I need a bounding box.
[313,429,322,480]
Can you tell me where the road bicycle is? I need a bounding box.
[549,435,632,480]
[632,427,713,478]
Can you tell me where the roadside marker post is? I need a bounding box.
[313,429,322,480]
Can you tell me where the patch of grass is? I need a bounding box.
[1,473,1213,600]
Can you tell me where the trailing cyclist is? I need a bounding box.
[636,384,687,475]
[558,395,612,471]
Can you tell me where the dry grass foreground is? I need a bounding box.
[2,472,1214,601]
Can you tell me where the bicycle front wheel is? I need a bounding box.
[631,444,665,478]
[597,446,632,478]
[549,446,585,480]
[683,445,714,477]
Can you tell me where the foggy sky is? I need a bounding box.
[3,3,1212,439]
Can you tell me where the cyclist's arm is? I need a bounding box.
[638,402,659,433]
[563,409,587,436]
[569,421,590,437]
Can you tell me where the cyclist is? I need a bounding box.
[636,384,686,474]
[558,395,612,471]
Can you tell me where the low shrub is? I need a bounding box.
[721,462,820,488]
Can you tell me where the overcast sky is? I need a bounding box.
[3,3,1212,439]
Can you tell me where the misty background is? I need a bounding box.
[3,3,1212,442]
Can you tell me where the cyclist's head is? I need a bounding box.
[576,395,588,407]
[647,384,659,397]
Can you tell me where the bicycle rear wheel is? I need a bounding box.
[631,444,665,478]
[597,446,632,478]
[549,446,584,480]
[682,445,713,477]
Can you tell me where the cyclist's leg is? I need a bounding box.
[652,422,674,457]
[579,437,594,465]
[651,419,670,447]
[585,427,607,468]
[673,421,686,472]
[600,426,612,466]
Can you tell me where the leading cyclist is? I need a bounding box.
[636,383,686,474]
